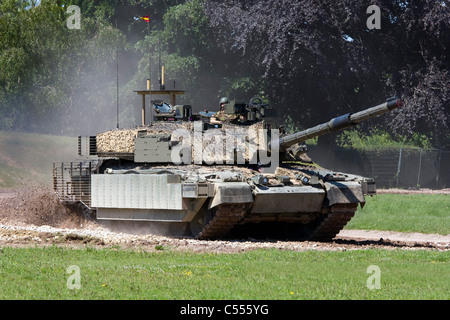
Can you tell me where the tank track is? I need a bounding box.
[195,203,358,241]
[195,203,247,240]
[309,203,358,241]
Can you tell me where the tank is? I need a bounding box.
[53,88,404,241]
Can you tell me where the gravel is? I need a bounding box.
[0,187,448,252]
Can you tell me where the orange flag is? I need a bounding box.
[140,16,150,23]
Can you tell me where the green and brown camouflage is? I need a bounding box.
[53,87,404,241]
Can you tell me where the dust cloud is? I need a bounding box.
[0,188,91,229]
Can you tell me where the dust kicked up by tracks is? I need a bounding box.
[0,188,92,229]
[0,188,448,252]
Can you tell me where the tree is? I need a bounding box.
[127,0,229,110]
[204,0,450,148]
[1,0,448,148]
[0,0,125,134]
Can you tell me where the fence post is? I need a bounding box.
[436,149,442,189]
[417,149,423,187]
[369,150,375,180]
[396,147,403,188]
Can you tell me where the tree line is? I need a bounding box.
[0,0,448,149]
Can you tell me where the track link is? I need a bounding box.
[309,203,358,241]
[196,204,246,240]
[195,203,358,241]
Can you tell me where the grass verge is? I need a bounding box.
[0,246,448,300]
[346,193,450,235]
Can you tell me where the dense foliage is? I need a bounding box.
[0,0,126,134]
[205,0,450,148]
[0,0,448,147]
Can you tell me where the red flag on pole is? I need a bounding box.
[140,16,150,23]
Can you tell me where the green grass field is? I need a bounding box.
[0,246,448,300]
[346,193,450,235]
[0,192,445,301]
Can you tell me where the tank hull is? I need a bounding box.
[53,160,374,241]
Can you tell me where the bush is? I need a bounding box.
[337,128,433,151]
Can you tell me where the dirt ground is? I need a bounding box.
[0,187,448,252]
[376,188,450,195]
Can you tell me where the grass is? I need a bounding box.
[0,246,448,300]
[346,194,450,235]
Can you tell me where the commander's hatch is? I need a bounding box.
[135,71,186,125]
[135,88,185,126]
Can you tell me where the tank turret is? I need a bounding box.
[80,96,403,167]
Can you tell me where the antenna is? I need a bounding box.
[158,36,162,89]
[116,18,119,129]
[148,19,151,86]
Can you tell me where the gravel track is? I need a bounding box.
[0,188,448,252]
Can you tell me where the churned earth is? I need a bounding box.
[0,187,449,252]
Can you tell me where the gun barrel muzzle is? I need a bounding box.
[278,97,404,151]
[350,98,403,124]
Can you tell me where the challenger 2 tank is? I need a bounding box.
[53,88,404,241]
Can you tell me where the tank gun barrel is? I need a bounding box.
[278,98,404,151]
